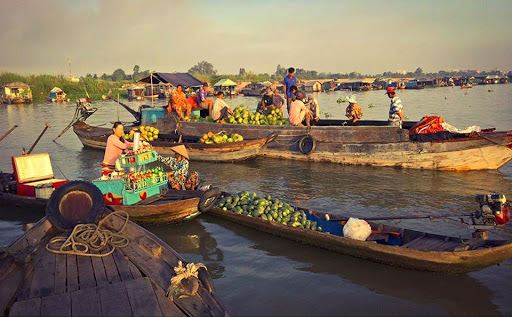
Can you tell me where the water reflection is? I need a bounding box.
[205,215,501,316]
[146,220,225,279]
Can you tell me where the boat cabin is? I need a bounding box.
[49,87,69,102]
[11,153,68,198]
[1,82,33,104]
[304,81,322,92]
[127,85,146,100]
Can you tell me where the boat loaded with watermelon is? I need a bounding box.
[74,101,512,171]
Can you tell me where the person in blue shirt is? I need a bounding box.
[282,67,297,115]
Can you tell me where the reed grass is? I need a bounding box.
[0,72,130,103]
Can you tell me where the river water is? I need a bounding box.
[1,84,512,315]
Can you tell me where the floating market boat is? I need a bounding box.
[73,121,276,162]
[210,192,512,273]
[75,103,512,170]
[171,119,512,171]
[49,87,70,102]
[0,181,229,317]
[1,82,33,104]
[0,152,220,224]
[0,189,218,224]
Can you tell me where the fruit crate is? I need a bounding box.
[119,150,158,168]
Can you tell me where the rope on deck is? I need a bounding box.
[46,211,130,257]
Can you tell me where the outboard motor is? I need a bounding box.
[0,172,17,194]
[474,194,510,226]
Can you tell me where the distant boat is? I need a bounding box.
[461,83,473,89]
[1,82,33,104]
[49,87,70,102]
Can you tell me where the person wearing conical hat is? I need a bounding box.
[345,95,363,125]
[157,145,190,190]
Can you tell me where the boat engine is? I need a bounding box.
[473,194,510,226]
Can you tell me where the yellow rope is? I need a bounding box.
[46,211,130,257]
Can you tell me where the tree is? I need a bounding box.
[133,65,140,74]
[275,64,287,78]
[239,68,246,77]
[188,61,217,76]
[414,67,423,77]
[112,68,127,81]
[93,74,98,79]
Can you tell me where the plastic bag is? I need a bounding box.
[343,217,372,241]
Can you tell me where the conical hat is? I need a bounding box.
[170,145,189,159]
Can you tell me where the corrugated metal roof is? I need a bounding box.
[138,72,203,87]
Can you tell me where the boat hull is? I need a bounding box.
[175,121,512,170]
[0,192,201,224]
[210,207,512,273]
[73,121,269,162]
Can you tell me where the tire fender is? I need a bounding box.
[198,188,222,213]
[298,135,316,155]
[46,180,105,231]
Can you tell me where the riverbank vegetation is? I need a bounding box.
[0,72,129,103]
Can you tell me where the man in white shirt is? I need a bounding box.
[212,91,233,123]
[288,99,312,126]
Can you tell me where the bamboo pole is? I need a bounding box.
[117,93,120,121]
[0,125,18,143]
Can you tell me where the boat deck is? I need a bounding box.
[3,216,229,317]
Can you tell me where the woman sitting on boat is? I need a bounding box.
[157,145,198,190]
[168,85,191,120]
[345,95,363,124]
[102,122,134,176]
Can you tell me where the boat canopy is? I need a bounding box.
[213,79,237,87]
[138,72,203,88]
[50,87,64,93]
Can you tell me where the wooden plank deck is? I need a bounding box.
[6,247,195,317]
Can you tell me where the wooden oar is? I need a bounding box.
[0,125,18,143]
[25,123,50,155]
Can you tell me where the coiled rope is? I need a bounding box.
[46,211,130,257]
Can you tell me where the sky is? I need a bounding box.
[0,0,511,76]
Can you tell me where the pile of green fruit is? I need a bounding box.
[189,116,214,123]
[200,131,244,144]
[124,126,159,142]
[217,191,323,231]
[226,105,289,126]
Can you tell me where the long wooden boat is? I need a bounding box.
[0,189,212,225]
[73,121,275,162]
[0,214,229,316]
[210,199,512,273]
[170,119,512,171]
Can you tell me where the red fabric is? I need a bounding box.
[409,116,446,135]
[186,96,198,109]
[386,87,395,93]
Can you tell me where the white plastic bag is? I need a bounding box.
[343,217,372,241]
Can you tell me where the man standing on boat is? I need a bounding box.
[282,67,297,114]
[386,87,404,127]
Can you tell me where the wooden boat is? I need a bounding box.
[210,198,512,273]
[73,121,276,162]
[0,202,229,316]
[0,188,218,225]
[461,84,473,89]
[171,119,512,171]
